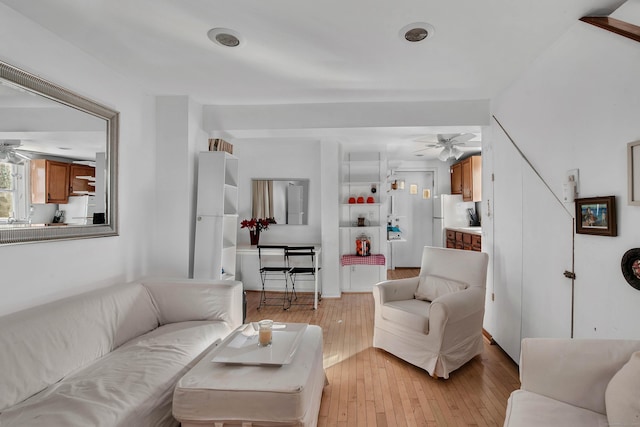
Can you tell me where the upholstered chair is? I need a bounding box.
[373,246,489,379]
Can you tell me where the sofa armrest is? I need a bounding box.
[519,338,640,415]
[373,277,419,305]
[141,278,243,330]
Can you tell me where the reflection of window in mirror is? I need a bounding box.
[0,162,28,222]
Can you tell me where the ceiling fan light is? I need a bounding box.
[7,152,24,165]
[438,147,452,161]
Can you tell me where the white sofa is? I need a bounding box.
[0,278,243,427]
[504,338,640,427]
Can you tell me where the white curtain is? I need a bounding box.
[252,180,274,220]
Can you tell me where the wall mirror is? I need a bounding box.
[251,179,309,225]
[0,60,118,245]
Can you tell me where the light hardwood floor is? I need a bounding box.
[245,269,520,427]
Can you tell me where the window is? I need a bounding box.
[0,162,28,221]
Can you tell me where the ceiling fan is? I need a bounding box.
[0,140,30,165]
[413,133,476,161]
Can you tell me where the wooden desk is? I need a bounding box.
[236,243,322,309]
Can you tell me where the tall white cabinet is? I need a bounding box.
[193,151,239,280]
[339,152,387,291]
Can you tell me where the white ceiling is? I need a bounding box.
[0,0,625,160]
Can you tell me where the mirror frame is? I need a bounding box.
[0,60,118,245]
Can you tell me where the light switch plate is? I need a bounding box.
[566,169,579,196]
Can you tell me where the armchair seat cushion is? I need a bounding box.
[505,390,606,427]
[381,299,431,334]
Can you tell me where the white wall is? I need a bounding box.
[0,4,156,315]
[152,96,207,277]
[487,1,640,359]
[232,138,323,245]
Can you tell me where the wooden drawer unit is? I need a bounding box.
[446,230,456,249]
[446,228,481,252]
[462,232,472,250]
[471,234,482,251]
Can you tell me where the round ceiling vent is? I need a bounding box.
[207,28,243,47]
[399,22,435,43]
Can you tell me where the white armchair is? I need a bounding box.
[373,246,489,379]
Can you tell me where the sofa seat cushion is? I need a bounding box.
[380,299,430,334]
[504,390,607,427]
[0,321,232,427]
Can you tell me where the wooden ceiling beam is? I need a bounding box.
[580,16,640,43]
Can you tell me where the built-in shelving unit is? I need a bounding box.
[339,152,386,292]
[193,151,239,280]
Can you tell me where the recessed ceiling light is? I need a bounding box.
[399,22,435,43]
[207,28,243,48]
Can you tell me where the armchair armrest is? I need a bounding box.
[429,287,485,325]
[141,278,243,330]
[518,338,640,415]
[373,277,419,304]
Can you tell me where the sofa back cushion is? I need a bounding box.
[0,282,159,412]
[606,351,640,425]
[142,279,242,327]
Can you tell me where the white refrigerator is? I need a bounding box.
[286,185,304,225]
[432,194,470,247]
[59,195,96,225]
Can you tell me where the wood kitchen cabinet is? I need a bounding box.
[450,162,462,195]
[450,155,481,202]
[30,159,70,204]
[461,155,482,202]
[69,164,96,196]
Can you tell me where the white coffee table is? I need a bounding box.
[173,323,325,427]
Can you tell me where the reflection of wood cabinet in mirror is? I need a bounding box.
[30,159,70,204]
[69,164,96,196]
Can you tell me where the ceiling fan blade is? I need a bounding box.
[450,133,475,143]
[413,135,439,143]
[437,133,476,144]
[412,145,437,154]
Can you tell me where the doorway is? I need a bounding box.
[388,171,434,268]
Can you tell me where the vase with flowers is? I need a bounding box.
[240,218,270,245]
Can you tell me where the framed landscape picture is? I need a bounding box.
[575,196,617,236]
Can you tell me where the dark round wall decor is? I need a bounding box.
[621,248,640,290]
